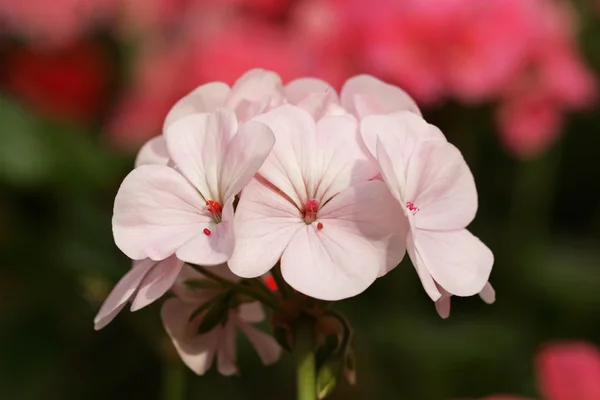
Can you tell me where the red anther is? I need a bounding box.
[203,228,211,236]
[406,201,419,214]
[304,199,319,223]
[317,222,323,230]
[264,275,278,291]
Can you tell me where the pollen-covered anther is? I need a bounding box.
[303,199,319,224]
[206,200,223,222]
[317,222,323,230]
[203,228,212,236]
[406,201,419,215]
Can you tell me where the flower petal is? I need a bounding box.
[165,110,238,201]
[376,136,406,203]
[131,255,184,311]
[251,104,317,207]
[226,69,284,121]
[414,229,493,297]
[537,342,600,400]
[93,258,155,330]
[341,74,421,119]
[112,165,211,261]
[135,135,170,167]
[163,82,230,129]
[282,181,407,300]
[362,110,446,160]
[237,322,282,365]
[228,178,303,278]
[405,140,478,231]
[406,229,442,301]
[285,77,337,105]
[238,302,265,324]
[219,120,275,201]
[161,298,219,375]
[176,199,235,266]
[313,115,379,203]
[434,289,452,319]
[479,282,496,304]
[217,321,238,376]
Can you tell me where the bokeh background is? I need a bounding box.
[1,1,599,399]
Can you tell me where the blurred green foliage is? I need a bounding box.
[1,13,600,400]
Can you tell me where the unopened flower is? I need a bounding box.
[229,104,407,300]
[162,266,281,375]
[372,112,493,300]
[112,109,275,265]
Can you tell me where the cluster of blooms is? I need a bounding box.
[470,341,600,400]
[0,0,595,158]
[94,69,494,375]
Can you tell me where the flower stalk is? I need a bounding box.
[294,317,317,400]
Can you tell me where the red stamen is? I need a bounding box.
[304,199,319,223]
[317,222,323,230]
[406,201,419,215]
[264,275,278,291]
[203,228,211,236]
[205,200,223,222]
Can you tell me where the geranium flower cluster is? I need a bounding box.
[95,70,494,377]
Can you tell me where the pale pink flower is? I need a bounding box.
[537,342,600,400]
[162,265,281,375]
[371,112,493,300]
[228,104,407,300]
[112,109,275,265]
[434,282,495,319]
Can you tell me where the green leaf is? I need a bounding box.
[317,358,342,399]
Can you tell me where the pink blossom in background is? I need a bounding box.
[0,0,117,46]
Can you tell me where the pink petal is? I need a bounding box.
[435,291,452,319]
[163,82,230,130]
[219,120,275,201]
[217,321,238,376]
[282,181,408,300]
[161,298,219,375]
[362,111,446,160]
[479,282,496,304]
[537,342,600,400]
[176,198,235,266]
[112,165,211,261]
[251,104,317,207]
[130,255,184,311]
[340,74,421,119]
[226,69,284,121]
[238,302,265,324]
[405,140,478,231]
[376,136,407,203]
[406,229,442,301]
[313,115,379,203]
[285,77,337,105]
[165,110,238,201]
[413,229,493,297]
[135,135,170,167]
[93,258,155,330]
[237,321,282,365]
[229,178,303,278]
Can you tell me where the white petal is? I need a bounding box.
[135,136,170,167]
[219,120,275,201]
[238,322,282,365]
[282,181,407,300]
[405,140,478,231]
[407,229,442,301]
[94,259,155,330]
[176,199,235,266]
[164,82,230,129]
[112,165,211,261]
[376,136,406,203]
[313,115,379,203]
[341,74,421,119]
[361,111,446,160]
[228,178,303,278]
[131,255,184,311]
[414,229,493,297]
[161,298,219,375]
[217,321,238,376]
[165,110,238,201]
[285,77,338,105]
[226,69,284,121]
[479,282,496,304]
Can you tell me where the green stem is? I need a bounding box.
[161,361,185,400]
[189,264,277,309]
[294,318,317,400]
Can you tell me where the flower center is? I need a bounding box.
[206,200,222,223]
[406,201,419,215]
[303,199,319,224]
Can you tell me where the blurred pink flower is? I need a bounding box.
[0,0,117,46]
